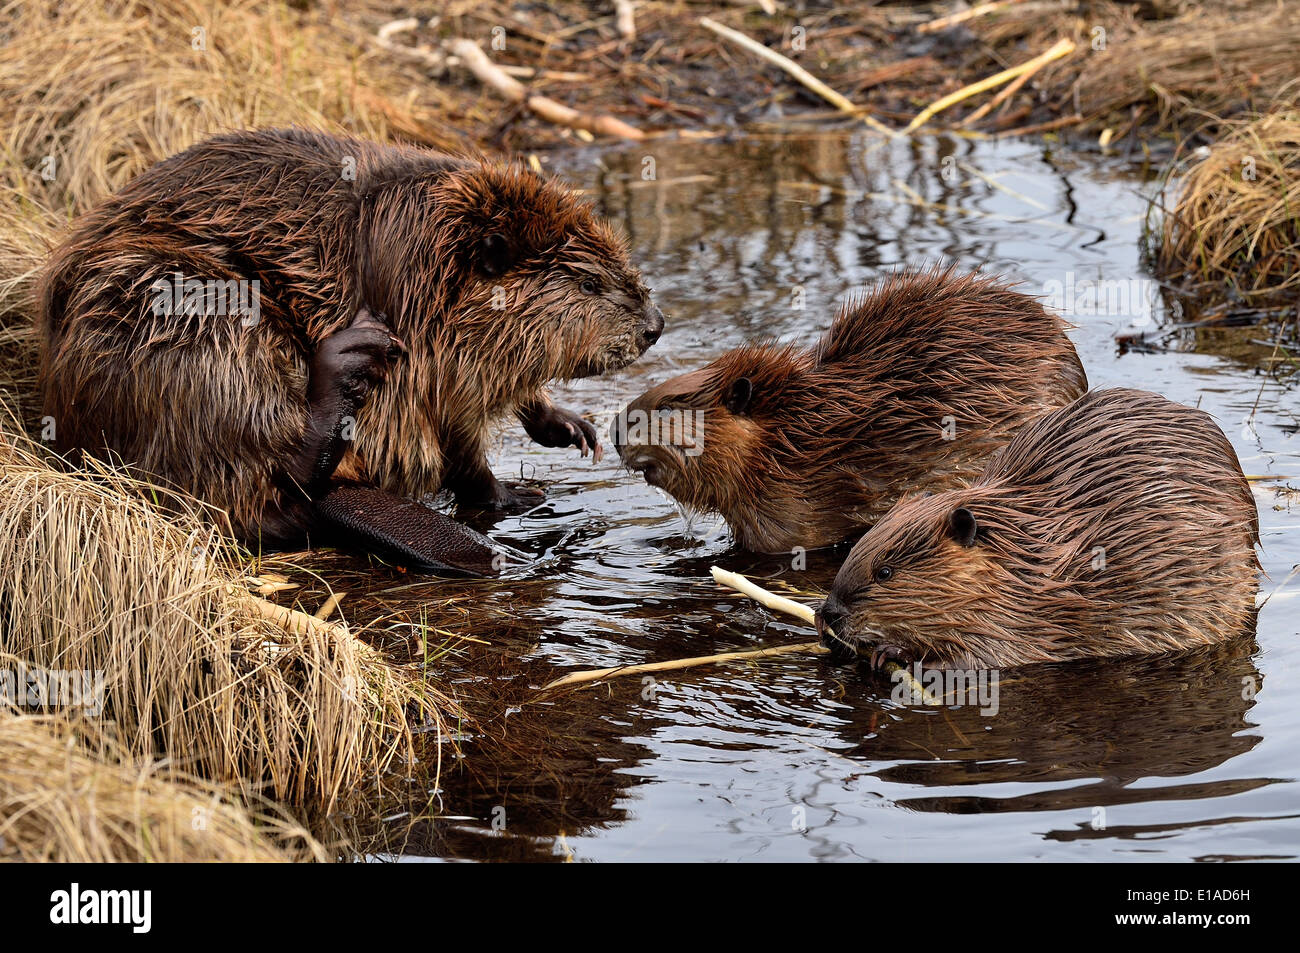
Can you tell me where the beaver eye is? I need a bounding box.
[874,566,893,583]
[579,279,599,295]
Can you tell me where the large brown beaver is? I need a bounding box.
[815,388,1261,669]
[37,128,664,574]
[613,268,1086,552]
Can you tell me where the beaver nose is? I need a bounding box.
[815,592,850,648]
[816,592,858,664]
[639,305,665,348]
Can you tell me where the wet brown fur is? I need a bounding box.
[37,128,656,538]
[822,388,1261,669]
[617,267,1087,551]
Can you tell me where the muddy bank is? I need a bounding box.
[371,0,1297,150]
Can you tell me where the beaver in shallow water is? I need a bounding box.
[37,128,664,573]
[815,387,1261,669]
[613,267,1086,552]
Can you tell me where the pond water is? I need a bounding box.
[364,131,1300,862]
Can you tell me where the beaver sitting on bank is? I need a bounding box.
[37,128,664,574]
[816,388,1261,669]
[613,268,1086,552]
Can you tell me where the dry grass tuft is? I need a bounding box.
[0,418,460,815]
[0,714,325,862]
[1148,110,1300,313]
[0,0,462,211]
[0,0,478,856]
[1067,4,1300,142]
[0,0,470,406]
[966,1,1298,137]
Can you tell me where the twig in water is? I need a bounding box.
[542,641,826,690]
[710,569,938,704]
[957,161,1050,211]
[1259,562,1300,609]
[541,567,939,704]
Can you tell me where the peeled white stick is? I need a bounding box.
[542,640,825,690]
[314,591,346,622]
[446,38,646,141]
[709,567,937,703]
[541,568,939,704]
[699,17,897,138]
[917,0,1029,33]
[227,587,349,640]
[614,0,636,40]
[709,565,816,623]
[903,37,1075,134]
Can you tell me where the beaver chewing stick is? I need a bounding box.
[612,268,1086,552]
[37,128,664,574]
[816,388,1261,670]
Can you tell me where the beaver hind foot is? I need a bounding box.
[315,485,499,577]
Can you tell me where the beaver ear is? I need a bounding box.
[949,507,978,547]
[480,233,514,277]
[724,377,753,415]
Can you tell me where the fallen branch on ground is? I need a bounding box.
[228,588,351,641]
[314,591,346,622]
[445,38,646,141]
[614,0,636,41]
[905,37,1075,134]
[918,0,1030,34]
[960,49,1053,127]
[374,19,589,81]
[994,113,1084,138]
[699,17,896,137]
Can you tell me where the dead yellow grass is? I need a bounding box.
[1069,4,1300,139]
[924,0,1297,139]
[0,419,460,816]
[0,0,468,406]
[0,0,480,856]
[1149,110,1300,310]
[0,0,461,209]
[0,714,325,862]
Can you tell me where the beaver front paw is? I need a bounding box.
[518,401,602,462]
[287,306,406,497]
[310,306,405,408]
[499,481,546,509]
[483,479,546,511]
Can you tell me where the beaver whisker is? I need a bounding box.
[671,500,728,544]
